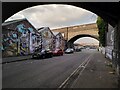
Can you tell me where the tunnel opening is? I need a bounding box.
[67,34,99,48]
[2,2,120,88]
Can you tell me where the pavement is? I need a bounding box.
[2,55,32,64]
[70,52,118,88]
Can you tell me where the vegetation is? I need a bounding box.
[96,16,107,47]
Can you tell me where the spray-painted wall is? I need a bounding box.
[105,24,114,60]
[2,19,38,57]
[54,33,65,51]
[38,27,55,51]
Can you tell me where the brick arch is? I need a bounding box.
[52,23,99,41]
[67,34,99,48]
[68,34,99,43]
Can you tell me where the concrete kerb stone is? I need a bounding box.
[2,55,32,64]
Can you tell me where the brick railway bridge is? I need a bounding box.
[52,23,99,48]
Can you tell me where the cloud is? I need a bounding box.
[5,4,98,29]
[74,37,99,44]
[6,13,25,21]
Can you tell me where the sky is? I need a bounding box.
[5,4,99,44]
[6,4,97,29]
[74,37,99,45]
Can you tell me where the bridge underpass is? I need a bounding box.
[67,34,99,48]
[52,23,98,41]
[52,23,99,49]
[2,2,120,87]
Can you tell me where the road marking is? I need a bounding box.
[58,54,94,89]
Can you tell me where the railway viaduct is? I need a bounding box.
[52,23,99,47]
[52,23,98,41]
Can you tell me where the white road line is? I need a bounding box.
[58,54,94,88]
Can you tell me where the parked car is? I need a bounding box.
[32,48,45,59]
[32,48,53,59]
[75,48,82,52]
[53,49,63,56]
[45,49,53,58]
[65,48,74,54]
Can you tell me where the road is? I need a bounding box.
[3,49,97,88]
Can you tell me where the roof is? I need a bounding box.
[37,27,50,33]
[38,27,55,37]
[2,18,38,33]
[2,18,27,26]
[52,32,60,36]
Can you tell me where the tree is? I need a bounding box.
[96,16,107,47]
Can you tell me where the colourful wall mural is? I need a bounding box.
[2,29,18,57]
[39,28,54,50]
[2,19,65,58]
[2,19,37,57]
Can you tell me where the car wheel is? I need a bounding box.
[32,55,34,59]
[37,55,40,59]
[42,55,45,59]
[49,54,51,57]
[32,55,36,59]
[50,54,53,58]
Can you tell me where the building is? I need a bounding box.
[37,27,55,51]
[52,32,65,51]
[2,18,38,57]
[105,24,114,60]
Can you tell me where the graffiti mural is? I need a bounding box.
[30,32,42,53]
[2,29,18,57]
[53,32,65,51]
[2,18,39,57]
[16,24,30,55]
[41,30,54,50]
[2,24,36,57]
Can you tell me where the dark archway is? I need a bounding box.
[2,2,120,86]
[67,34,99,48]
[2,2,120,27]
